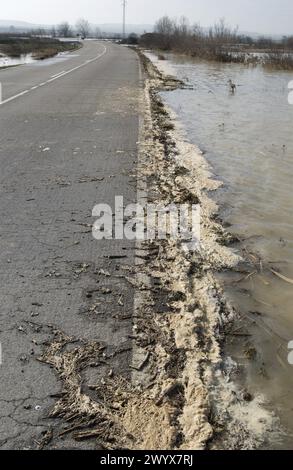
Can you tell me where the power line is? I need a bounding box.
[122,0,127,39]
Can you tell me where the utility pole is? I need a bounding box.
[122,0,126,39]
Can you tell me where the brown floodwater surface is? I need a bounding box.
[147,51,293,448]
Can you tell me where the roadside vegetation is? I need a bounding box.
[263,52,293,70]
[0,17,97,62]
[0,35,80,60]
[139,16,293,70]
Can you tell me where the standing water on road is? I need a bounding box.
[147,52,293,448]
[0,51,76,69]
[0,53,35,67]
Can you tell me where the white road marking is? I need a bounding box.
[50,70,66,78]
[1,89,30,105]
[0,46,107,107]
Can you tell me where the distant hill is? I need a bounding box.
[97,24,153,34]
[0,19,154,35]
[0,19,44,30]
[1,20,286,38]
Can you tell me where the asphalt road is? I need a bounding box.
[0,41,140,449]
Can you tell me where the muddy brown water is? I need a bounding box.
[146,51,293,448]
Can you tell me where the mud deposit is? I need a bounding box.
[35,50,279,451]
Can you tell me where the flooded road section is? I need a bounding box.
[0,51,78,68]
[146,51,293,448]
[0,53,35,67]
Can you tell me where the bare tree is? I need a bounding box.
[93,27,102,39]
[173,16,192,51]
[76,19,91,38]
[57,22,72,38]
[50,26,57,38]
[286,36,293,50]
[154,16,175,36]
[30,27,49,38]
[177,16,190,37]
[141,15,245,61]
[154,16,176,49]
[209,18,238,45]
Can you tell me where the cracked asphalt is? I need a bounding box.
[0,41,140,449]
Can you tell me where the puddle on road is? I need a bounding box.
[0,53,35,67]
[30,52,80,67]
[0,51,80,68]
[146,51,293,448]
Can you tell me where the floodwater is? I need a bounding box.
[0,53,35,67]
[0,51,78,68]
[147,52,293,448]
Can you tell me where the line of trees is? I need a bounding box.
[141,16,239,51]
[140,17,243,62]
[140,16,293,62]
[29,19,101,39]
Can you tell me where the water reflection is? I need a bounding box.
[0,51,76,68]
[0,53,35,67]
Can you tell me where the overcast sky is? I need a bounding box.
[1,0,293,35]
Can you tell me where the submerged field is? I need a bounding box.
[0,36,79,61]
